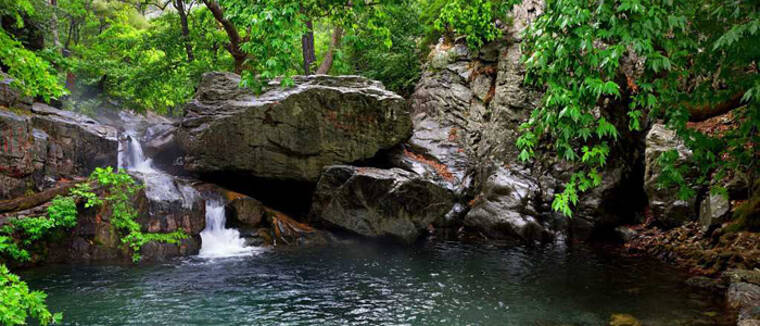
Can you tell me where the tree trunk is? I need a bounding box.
[316,26,343,75]
[50,0,62,51]
[301,20,316,75]
[202,0,247,74]
[173,0,194,62]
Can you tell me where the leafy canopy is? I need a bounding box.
[517,0,759,216]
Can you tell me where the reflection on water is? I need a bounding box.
[22,241,730,325]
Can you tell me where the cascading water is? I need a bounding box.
[198,199,252,258]
[118,132,195,207]
[117,120,251,258]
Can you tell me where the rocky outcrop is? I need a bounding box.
[1,177,206,264]
[644,123,697,227]
[402,0,645,241]
[310,165,455,243]
[0,103,118,200]
[176,73,412,183]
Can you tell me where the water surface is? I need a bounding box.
[23,241,730,325]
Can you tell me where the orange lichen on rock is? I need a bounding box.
[403,149,454,182]
[266,208,315,245]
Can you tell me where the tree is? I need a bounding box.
[516,0,759,217]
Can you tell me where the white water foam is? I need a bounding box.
[198,200,253,258]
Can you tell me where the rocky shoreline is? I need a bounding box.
[622,222,760,325]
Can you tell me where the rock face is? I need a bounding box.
[0,103,118,200]
[401,0,645,241]
[310,165,455,243]
[176,73,412,182]
[644,123,697,227]
[464,167,560,242]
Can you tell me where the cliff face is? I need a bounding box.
[404,0,648,241]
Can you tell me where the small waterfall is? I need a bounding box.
[198,200,252,258]
[118,129,198,208]
[118,133,153,172]
[118,124,251,259]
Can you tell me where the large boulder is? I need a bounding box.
[644,123,697,227]
[176,73,412,182]
[0,103,118,200]
[310,165,455,243]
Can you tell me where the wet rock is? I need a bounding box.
[644,123,698,227]
[699,193,730,228]
[310,165,455,244]
[264,208,334,247]
[464,167,558,242]
[390,113,472,197]
[728,281,760,326]
[225,194,264,228]
[176,72,411,183]
[0,103,118,200]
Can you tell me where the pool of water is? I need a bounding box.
[22,241,730,325]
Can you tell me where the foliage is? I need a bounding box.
[0,196,78,263]
[344,0,424,96]
[69,4,231,114]
[0,0,65,101]
[434,0,515,49]
[517,0,759,217]
[0,264,61,326]
[88,167,188,262]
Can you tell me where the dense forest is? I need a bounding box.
[0,0,758,325]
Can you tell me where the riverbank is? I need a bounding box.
[623,222,760,325]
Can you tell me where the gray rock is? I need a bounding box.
[699,193,731,227]
[176,72,411,182]
[310,165,455,244]
[728,281,760,326]
[464,167,558,242]
[0,103,118,200]
[644,123,698,227]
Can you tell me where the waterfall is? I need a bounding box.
[198,200,252,258]
[118,133,153,172]
[118,125,251,259]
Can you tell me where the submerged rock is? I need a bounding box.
[644,123,698,227]
[0,103,118,200]
[310,165,455,243]
[176,72,412,183]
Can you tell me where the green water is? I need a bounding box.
[22,241,730,325]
